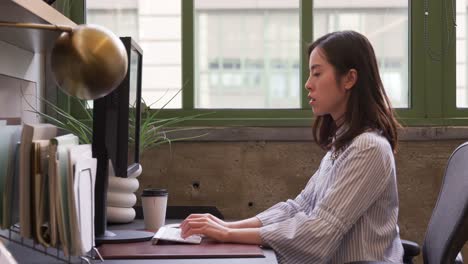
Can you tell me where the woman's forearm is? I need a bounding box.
[227,217,263,229]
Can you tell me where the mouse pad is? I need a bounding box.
[98,238,265,259]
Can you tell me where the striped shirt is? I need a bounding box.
[256,131,404,264]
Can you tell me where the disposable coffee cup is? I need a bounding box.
[141,188,168,231]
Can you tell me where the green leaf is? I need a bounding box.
[21,86,214,152]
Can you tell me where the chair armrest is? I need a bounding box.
[402,239,420,257]
[345,239,422,264]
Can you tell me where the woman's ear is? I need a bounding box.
[343,69,358,91]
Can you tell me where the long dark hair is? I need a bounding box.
[308,30,401,152]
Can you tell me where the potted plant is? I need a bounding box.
[25,90,209,151]
[24,90,211,223]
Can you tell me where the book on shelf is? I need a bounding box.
[31,139,52,247]
[0,125,21,230]
[19,123,57,239]
[49,134,78,256]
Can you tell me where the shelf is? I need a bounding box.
[0,0,76,52]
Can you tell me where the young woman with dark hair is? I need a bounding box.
[180,30,403,264]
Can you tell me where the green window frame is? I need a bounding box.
[49,0,88,121]
[66,0,467,126]
[409,0,468,126]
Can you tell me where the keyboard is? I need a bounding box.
[152,226,202,244]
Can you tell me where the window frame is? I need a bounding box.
[50,0,89,122]
[443,0,468,121]
[160,0,421,126]
[72,0,468,126]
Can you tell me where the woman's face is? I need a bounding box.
[304,47,353,121]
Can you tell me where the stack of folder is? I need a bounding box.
[0,122,97,257]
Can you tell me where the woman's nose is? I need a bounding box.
[305,77,312,91]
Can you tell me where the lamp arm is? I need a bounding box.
[0,21,72,32]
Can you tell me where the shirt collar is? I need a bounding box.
[335,123,348,138]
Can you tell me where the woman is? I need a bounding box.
[181,30,404,263]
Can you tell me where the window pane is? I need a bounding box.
[457,0,468,108]
[194,0,300,109]
[87,0,182,109]
[313,0,409,108]
[139,0,180,15]
[143,66,181,90]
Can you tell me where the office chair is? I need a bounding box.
[348,141,468,264]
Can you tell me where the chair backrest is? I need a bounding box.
[423,142,468,264]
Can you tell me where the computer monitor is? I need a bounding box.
[100,37,142,179]
[92,37,152,243]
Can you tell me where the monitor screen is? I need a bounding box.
[127,45,142,174]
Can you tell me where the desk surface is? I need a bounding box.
[4,220,278,264]
[103,219,278,264]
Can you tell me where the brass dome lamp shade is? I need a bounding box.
[0,22,128,100]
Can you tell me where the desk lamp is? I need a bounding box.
[0,22,154,244]
[0,22,127,100]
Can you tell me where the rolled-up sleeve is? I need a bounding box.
[260,135,394,263]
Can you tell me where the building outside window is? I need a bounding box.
[87,0,408,111]
[313,0,408,108]
[194,0,300,109]
[87,0,182,109]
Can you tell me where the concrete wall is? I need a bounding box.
[137,127,468,263]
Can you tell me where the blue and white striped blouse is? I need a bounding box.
[256,131,404,264]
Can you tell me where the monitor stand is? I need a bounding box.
[95,230,154,244]
[94,155,153,245]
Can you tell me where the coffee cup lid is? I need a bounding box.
[142,188,168,197]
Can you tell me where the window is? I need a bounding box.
[457,0,468,108]
[85,0,467,126]
[87,0,182,109]
[313,0,409,108]
[194,0,300,109]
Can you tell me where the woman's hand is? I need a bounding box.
[180,214,231,242]
[180,214,263,245]
[184,213,229,227]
